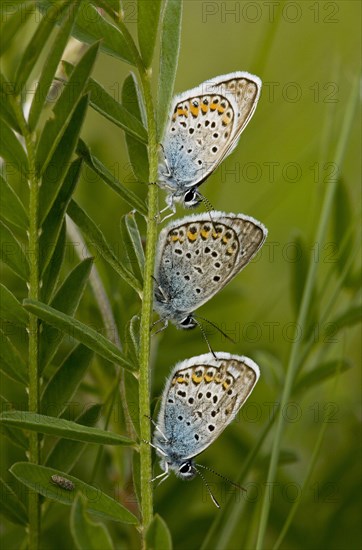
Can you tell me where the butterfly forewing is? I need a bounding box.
[154,212,267,319]
[159,72,262,197]
[157,354,260,460]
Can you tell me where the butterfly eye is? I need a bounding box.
[180,316,197,329]
[183,189,202,208]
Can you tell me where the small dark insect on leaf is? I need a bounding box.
[50,474,75,491]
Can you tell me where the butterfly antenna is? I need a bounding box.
[194,314,236,344]
[199,192,214,215]
[193,318,217,358]
[196,463,246,492]
[194,465,220,508]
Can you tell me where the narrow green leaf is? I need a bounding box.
[39,257,93,369]
[124,371,139,435]
[0,175,28,231]
[0,329,27,384]
[35,41,99,174]
[124,314,140,367]
[0,396,28,451]
[63,60,147,143]
[39,94,89,224]
[132,451,141,509]
[124,212,145,276]
[294,359,351,395]
[146,514,173,550]
[122,73,149,183]
[76,139,147,216]
[138,0,162,67]
[42,344,94,417]
[71,494,114,550]
[10,463,138,524]
[29,2,81,129]
[46,405,102,472]
[0,119,28,173]
[0,2,32,56]
[0,73,21,132]
[67,0,135,64]
[0,221,29,280]
[67,200,142,295]
[0,477,28,525]
[157,0,182,139]
[14,0,70,93]
[119,214,143,285]
[0,284,28,326]
[24,299,135,371]
[40,157,84,273]
[325,306,362,337]
[41,220,66,303]
[1,411,134,446]
[86,76,148,143]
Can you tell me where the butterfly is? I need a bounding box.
[153,211,267,331]
[151,352,260,506]
[158,72,262,215]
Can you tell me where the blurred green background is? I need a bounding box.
[1,1,360,549]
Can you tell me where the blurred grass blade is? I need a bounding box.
[0,221,29,280]
[39,93,89,224]
[0,329,27,384]
[39,258,93,370]
[41,221,66,303]
[14,0,70,94]
[146,514,173,550]
[333,179,355,284]
[35,42,99,174]
[0,3,32,57]
[293,359,351,395]
[1,411,134,446]
[10,463,138,524]
[29,2,81,129]
[46,405,102,472]
[0,477,28,525]
[41,345,94,416]
[70,494,114,550]
[122,73,149,182]
[290,234,318,337]
[0,175,28,231]
[325,306,361,337]
[67,199,143,294]
[0,283,28,326]
[76,139,147,216]
[40,157,84,273]
[157,0,182,139]
[137,0,162,68]
[0,119,28,172]
[24,299,135,371]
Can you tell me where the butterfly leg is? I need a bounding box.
[144,415,169,442]
[151,318,168,335]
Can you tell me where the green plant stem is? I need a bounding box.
[12,97,41,548]
[255,77,359,550]
[136,70,158,536]
[99,4,158,539]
